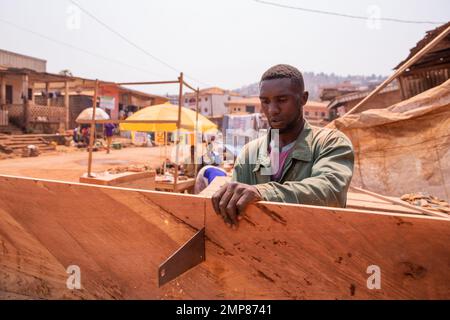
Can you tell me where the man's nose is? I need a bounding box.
[267,102,280,115]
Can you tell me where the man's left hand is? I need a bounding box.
[211,182,262,228]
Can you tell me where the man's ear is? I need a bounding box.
[301,91,309,106]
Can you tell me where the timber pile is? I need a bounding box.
[0,174,449,300]
[400,193,450,215]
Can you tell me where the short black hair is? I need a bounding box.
[260,64,304,92]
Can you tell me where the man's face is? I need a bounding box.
[259,78,308,133]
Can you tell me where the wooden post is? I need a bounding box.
[341,24,450,118]
[45,82,50,107]
[174,72,183,188]
[0,76,5,105]
[164,131,167,174]
[194,87,199,176]
[64,81,70,130]
[87,80,99,178]
[22,74,29,130]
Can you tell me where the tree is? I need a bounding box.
[59,69,73,77]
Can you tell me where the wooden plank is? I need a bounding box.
[0,174,449,299]
[346,199,425,215]
[350,186,449,218]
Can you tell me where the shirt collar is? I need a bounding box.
[253,120,313,172]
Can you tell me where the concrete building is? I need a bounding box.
[0,49,167,132]
[183,87,241,118]
[225,97,261,114]
[327,82,401,120]
[303,101,330,126]
[0,49,46,73]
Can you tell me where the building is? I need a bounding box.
[0,49,167,132]
[319,81,362,101]
[0,57,73,132]
[183,87,241,117]
[303,101,330,126]
[395,22,450,100]
[0,49,46,73]
[225,97,261,114]
[327,82,401,120]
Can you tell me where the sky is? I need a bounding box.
[0,0,449,95]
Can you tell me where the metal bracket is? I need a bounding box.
[158,227,205,287]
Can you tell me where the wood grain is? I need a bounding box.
[0,174,449,299]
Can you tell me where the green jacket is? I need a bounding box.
[231,120,354,208]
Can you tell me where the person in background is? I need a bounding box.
[104,123,116,154]
[119,109,126,120]
[73,126,80,143]
[81,125,90,146]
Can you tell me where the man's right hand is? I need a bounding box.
[211,182,262,228]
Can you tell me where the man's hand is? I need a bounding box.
[211,182,262,228]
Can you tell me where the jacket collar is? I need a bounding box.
[253,120,313,172]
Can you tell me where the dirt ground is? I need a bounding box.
[0,145,169,182]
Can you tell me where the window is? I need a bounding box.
[305,111,309,116]
[321,112,326,117]
[28,88,33,100]
[204,108,208,113]
[315,112,318,116]
[5,85,13,104]
[205,97,208,102]
[185,98,188,103]
[245,105,255,113]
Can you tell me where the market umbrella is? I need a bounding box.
[119,102,217,132]
[75,107,110,122]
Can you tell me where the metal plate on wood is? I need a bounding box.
[158,227,205,287]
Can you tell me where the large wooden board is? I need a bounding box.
[0,174,449,299]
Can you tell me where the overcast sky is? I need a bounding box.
[1,0,449,95]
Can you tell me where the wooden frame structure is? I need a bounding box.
[76,74,201,190]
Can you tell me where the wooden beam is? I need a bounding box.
[349,186,449,219]
[174,73,183,187]
[182,81,196,92]
[340,23,450,118]
[64,81,69,130]
[0,76,5,105]
[117,81,179,86]
[195,88,200,176]
[77,119,178,124]
[22,74,29,130]
[87,80,99,178]
[45,82,50,107]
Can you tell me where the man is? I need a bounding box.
[104,123,115,154]
[212,64,354,228]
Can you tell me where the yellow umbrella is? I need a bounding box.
[119,102,217,132]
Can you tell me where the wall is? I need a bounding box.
[0,49,46,72]
[99,85,119,120]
